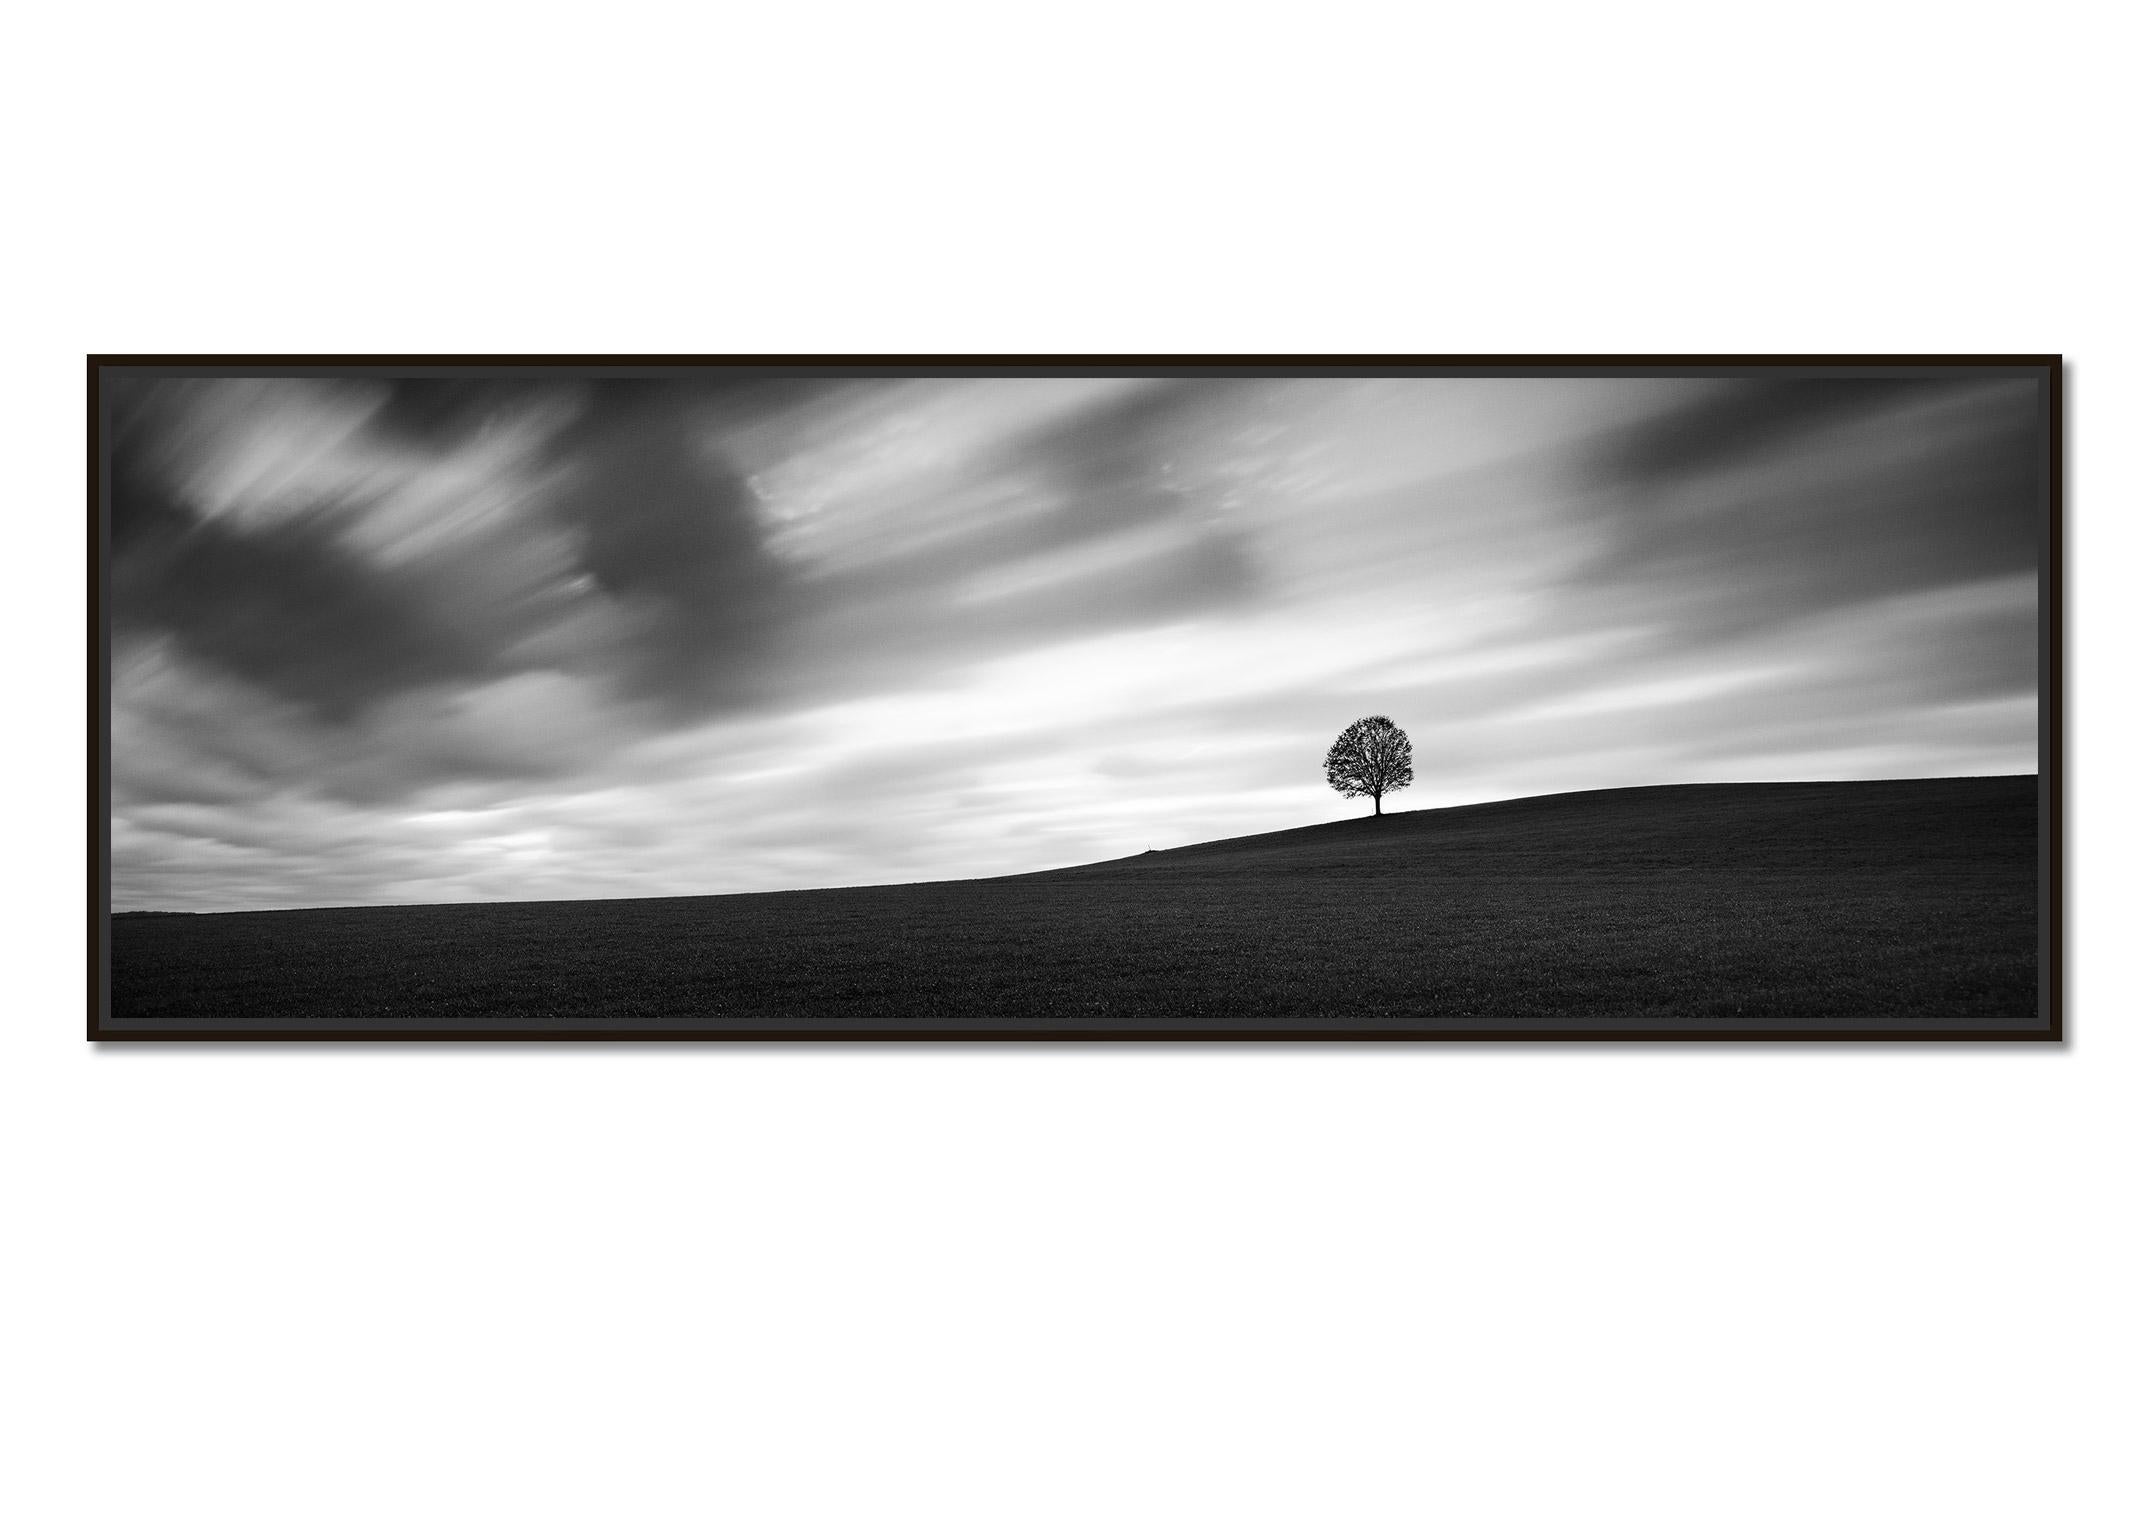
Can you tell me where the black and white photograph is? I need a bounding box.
[96,359,2057,1038]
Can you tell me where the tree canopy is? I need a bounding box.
[1324,715,1414,815]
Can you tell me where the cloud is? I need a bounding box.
[108,377,817,726]
[109,377,590,720]
[1573,376,2043,635]
[540,393,796,717]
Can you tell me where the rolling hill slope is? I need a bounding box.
[109,776,2040,1022]
[1011,776,2035,881]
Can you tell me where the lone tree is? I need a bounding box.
[1324,715,1414,816]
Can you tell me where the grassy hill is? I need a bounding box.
[108,775,2041,1021]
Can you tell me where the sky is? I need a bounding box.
[106,369,2047,912]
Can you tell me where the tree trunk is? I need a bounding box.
[1374,792,1382,816]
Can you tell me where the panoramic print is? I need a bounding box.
[95,362,2056,1038]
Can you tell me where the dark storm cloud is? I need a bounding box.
[106,374,817,728]
[1577,376,2043,635]
[1601,377,1950,481]
[363,374,840,452]
[108,378,509,718]
[361,376,568,450]
[542,390,795,717]
[375,375,857,721]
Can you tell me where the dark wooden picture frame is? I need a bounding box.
[91,356,2060,1042]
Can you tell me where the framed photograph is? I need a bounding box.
[92,357,2059,1041]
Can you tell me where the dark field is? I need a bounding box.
[109,776,2042,1022]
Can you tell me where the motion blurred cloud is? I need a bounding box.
[107,370,2045,912]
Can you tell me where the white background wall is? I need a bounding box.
[6,4,2143,1534]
